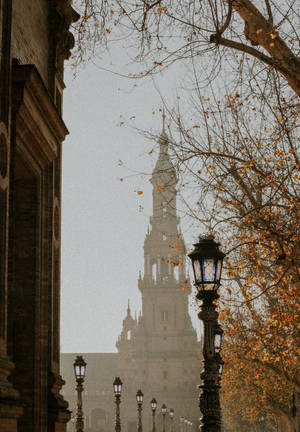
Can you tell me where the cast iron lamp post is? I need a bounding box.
[161,404,167,432]
[73,355,87,432]
[113,377,123,432]
[136,390,144,432]
[184,418,188,432]
[188,236,226,432]
[169,409,174,432]
[179,417,184,432]
[151,398,157,432]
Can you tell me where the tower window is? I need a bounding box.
[152,263,157,281]
[162,233,167,240]
[127,330,131,340]
[162,202,167,217]
[161,311,168,321]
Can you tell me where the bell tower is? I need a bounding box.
[138,128,194,338]
[117,126,201,432]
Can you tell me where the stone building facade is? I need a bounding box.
[61,130,202,432]
[0,1,78,430]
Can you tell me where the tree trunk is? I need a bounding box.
[231,0,300,97]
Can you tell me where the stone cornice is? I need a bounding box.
[12,65,68,171]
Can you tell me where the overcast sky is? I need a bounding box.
[60,52,201,354]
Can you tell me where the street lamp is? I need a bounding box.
[136,390,144,432]
[151,398,157,432]
[184,418,188,432]
[169,409,174,432]
[161,404,167,432]
[113,377,123,432]
[73,355,87,432]
[180,417,184,432]
[188,236,226,432]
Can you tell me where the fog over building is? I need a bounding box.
[61,129,203,432]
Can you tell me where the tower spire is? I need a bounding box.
[162,108,166,133]
[127,299,131,315]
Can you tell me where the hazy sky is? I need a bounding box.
[60,52,201,354]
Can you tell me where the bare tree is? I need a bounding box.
[143,70,299,430]
[72,0,300,96]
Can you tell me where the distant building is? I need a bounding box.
[61,129,203,432]
[0,1,79,430]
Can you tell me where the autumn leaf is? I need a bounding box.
[106,29,111,34]
[137,190,143,195]
[157,185,162,190]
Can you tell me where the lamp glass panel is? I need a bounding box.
[193,259,201,282]
[216,260,222,281]
[202,258,215,282]
[151,401,157,410]
[114,384,122,394]
[214,333,222,351]
[75,364,85,378]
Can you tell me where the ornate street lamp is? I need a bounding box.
[161,404,167,432]
[151,398,157,432]
[184,418,188,432]
[113,377,123,432]
[180,417,184,432]
[188,236,226,432]
[73,355,87,432]
[136,390,144,432]
[169,409,174,432]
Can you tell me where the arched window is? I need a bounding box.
[127,330,131,340]
[152,263,157,281]
[174,266,179,281]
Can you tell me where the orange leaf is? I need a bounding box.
[106,28,111,34]
[137,190,143,195]
[157,185,162,190]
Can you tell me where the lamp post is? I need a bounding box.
[169,409,174,432]
[136,390,144,432]
[184,418,188,432]
[161,404,167,432]
[113,377,123,432]
[73,355,87,432]
[188,236,226,432]
[180,417,184,432]
[151,398,157,432]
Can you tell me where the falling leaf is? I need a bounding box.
[120,178,123,182]
[137,190,143,195]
